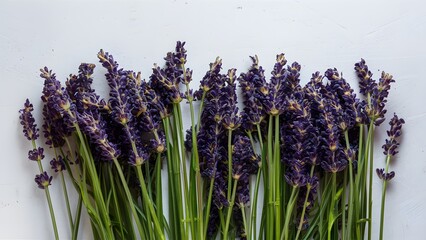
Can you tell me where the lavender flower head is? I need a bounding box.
[354,58,376,96]
[354,59,395,126]
[238,55,267,131]
[19,99,39,141]
[78,113,120,162]
[376,169,395,181]
[28,147,45,161]
[35,171,52,189]
[382,113,405,156]
[50,156,66,172]
[325,68,357,131]
[195,57,223,99]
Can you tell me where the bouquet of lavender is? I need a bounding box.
[19,41,403,240]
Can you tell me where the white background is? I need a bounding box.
[1,0,426,239]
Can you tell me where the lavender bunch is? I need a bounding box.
[18,42,405,240]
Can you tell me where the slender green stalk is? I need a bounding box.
[241,204,249,239]
[74,123,114,239]
[196,91,207,133]
[186,83,204,240]
[341,169,347,239]
[223,179,239,240]
[367,121,375,240]
[346,126,359,240]
[267,116,274,240]
[282,186,299,240]
[111,158,145,237]
[249,123,264,240]
[53,147,74,233]
[61,172,74,231]
[107,166,125,239]
[204,176,215,239]
[72,195,83,240]
[379,154,392,240]
[155,153,164,234]
[227,129,233,200]
[136,165,165,240]
[274,116,281,238]
[44,187,60,240]
[163,117,181,240]
[295,165,315,240]
[175,104,193,238]
[328,173,337,240]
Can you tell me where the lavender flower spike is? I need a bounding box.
[35,171,52,189]
[19,99,39,141]
[382,113,405,156]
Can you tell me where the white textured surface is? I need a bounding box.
[1,0,425,239]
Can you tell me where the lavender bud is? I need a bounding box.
[376,168,395,181]
[35,171,52,189]
[28,147,45,161]
[50,156,66,172]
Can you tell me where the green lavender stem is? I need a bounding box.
[295,165,315,240]
[274,116,281,238]
[136,165,165,240]
[111,157,145,237]
[379,154,392,240]
[223,179,239,240]
[227,129,233,200]
[367,121,375,240]
[282,186,299,240]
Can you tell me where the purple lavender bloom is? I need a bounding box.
[150,64,183,105]
[50,156,66,172]
[28,147,45,161]
[66,63,96,96]
[232,135,259,181]
[382,114,405,156]
[219,69,241,130]
[98,50,132,125]
[376,168,395,181]
[40,67,77,148]
[318,102,347,173]
[238,55,267,132]
[354,59,395,126]
[194,57,223,99]
[282,102,318,186]
[174,41,187,69]
[262,54,287,116]
[354,58,376,96]
[19,99,39,141]
[35,171,52,189]
[325,68,357,131]
[77,113,120,162]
